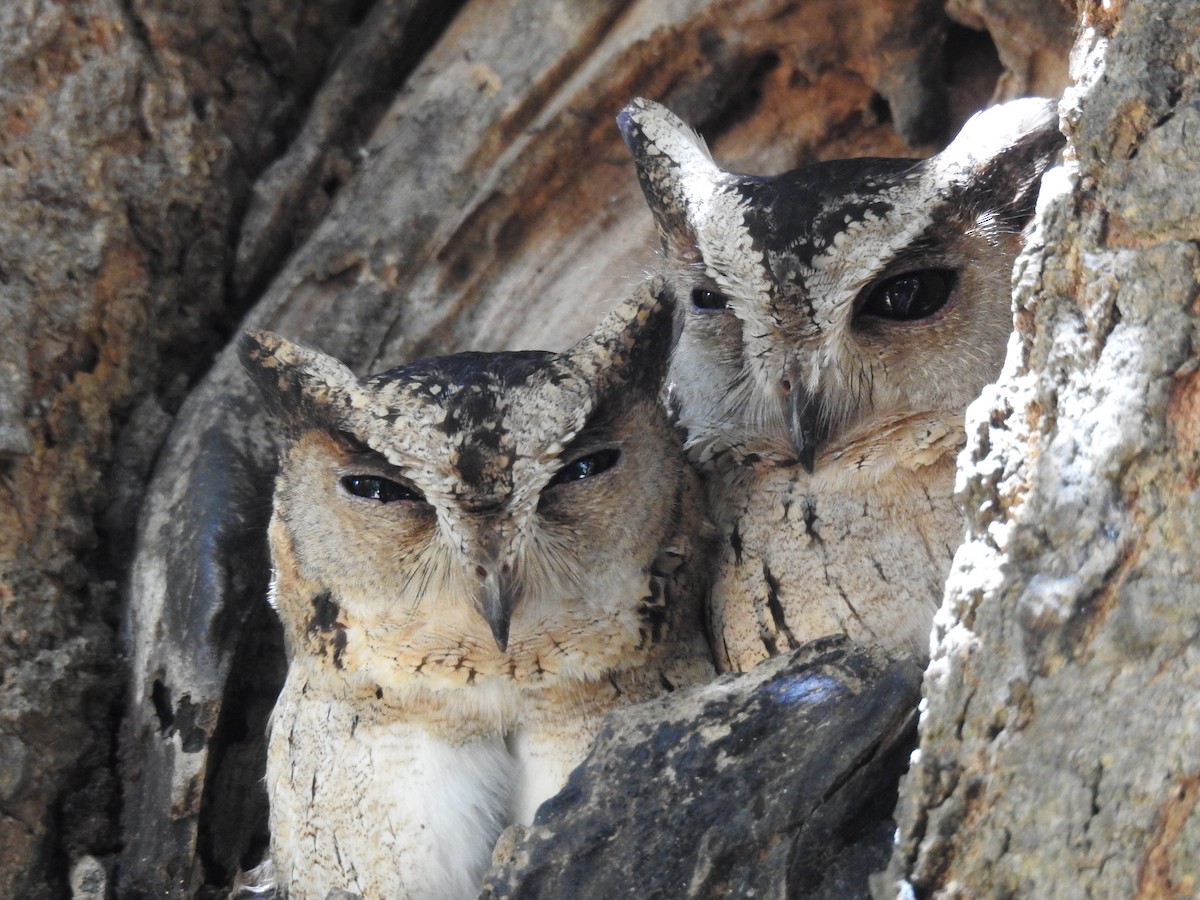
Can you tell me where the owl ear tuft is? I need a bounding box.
[934,97,1066,230]
[238,329,359,431]
[618,98,721,261]
[562,277,677,400]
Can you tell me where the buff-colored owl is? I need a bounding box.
[237,278,713,900]
[619,98,1064,671]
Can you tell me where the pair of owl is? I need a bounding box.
[240,97,1063,899]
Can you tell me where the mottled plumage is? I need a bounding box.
[619,98,1063,671]
[238,279,713,900]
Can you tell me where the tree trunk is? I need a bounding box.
[0,2,382,896]
[881,1,1200,896]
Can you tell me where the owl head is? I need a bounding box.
[618,98,1065,471]
[239,280,694,687]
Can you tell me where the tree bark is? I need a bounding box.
[484,640,922,900]
[881,2,1200,896]
[0,2,378,896]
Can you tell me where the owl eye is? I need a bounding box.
[690,287,730,312]
[340,474,423,503]
[857,269,956,321]
[548,449,620,487]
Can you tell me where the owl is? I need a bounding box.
[618,98,1064,671]
[237,278,714,900]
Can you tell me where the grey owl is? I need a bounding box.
[618,98,1064,671]
[237,278,714,900]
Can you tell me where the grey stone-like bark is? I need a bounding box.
[880,1,1200,896]
[483,640,921,900]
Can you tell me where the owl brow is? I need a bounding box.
[679,257,711,282]
[334,430,403,472]
[557,422,619,458]
[868,233,955,277]
[558,404,627,457]
[967,204,1036,238]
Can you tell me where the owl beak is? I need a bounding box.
[474,562,518,652]
[786,382,826,473]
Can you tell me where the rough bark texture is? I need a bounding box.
[945,0,1073,99]
[483,640,921,900]
[880,1,1200,897]
[0,1,1084,898]
[0,2,378,897]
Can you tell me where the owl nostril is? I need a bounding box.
[500,562,511,575]
[475,565,488,580]
[780,378,792,394]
